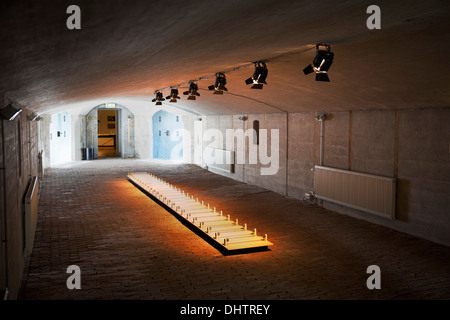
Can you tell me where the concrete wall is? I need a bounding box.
[0,104,39,299]
[194,108,450,246]
[317,108,450,246]
[197,113,288,195]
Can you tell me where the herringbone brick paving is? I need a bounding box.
[21,159,450,299]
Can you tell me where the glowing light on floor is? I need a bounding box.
[128,172,273,253]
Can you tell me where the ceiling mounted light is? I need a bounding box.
[166,88,181,102]
[152,91,165,105]
[245,61,268,89]
[303,43,334,82]
[105,102,116,108]
[183,82,200,100]
[0,103,22,121]
[315,113,327,121]
[27,113,41,121]
[208,73,228,94]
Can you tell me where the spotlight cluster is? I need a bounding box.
[183,82,200,100]
[303,43,334,82]
[151,91,165,106]
[208,73,228,94]
[166,88,181,102]
[245,61,268,89]
[151,43,334,105]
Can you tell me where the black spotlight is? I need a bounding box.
[303,43,334,82]
[152,91,165,105]
[183,82,200,100]
[166,88,181,102]
[208,73,228,94]
[245,61,268,89]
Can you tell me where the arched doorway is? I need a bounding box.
[82,103,135,159]
[152,110,183,160]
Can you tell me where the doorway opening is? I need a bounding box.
[50,111,71,166]
[83,103,135,159]
[98,109,118,157]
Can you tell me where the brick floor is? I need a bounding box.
[20,159,450,300]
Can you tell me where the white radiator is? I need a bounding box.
[25,176,39,255]
[204,148,235,173]
[314,166,396,219]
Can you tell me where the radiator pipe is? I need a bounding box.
[316,113,326,206]
[319,120,324,166]
[316,113,326,166]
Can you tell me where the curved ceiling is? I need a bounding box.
[1,0,449,115]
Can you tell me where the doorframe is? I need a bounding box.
[83,103,135,159]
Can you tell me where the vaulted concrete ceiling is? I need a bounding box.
[1,0,449,115]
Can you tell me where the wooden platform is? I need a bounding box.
[128,172,273,254]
